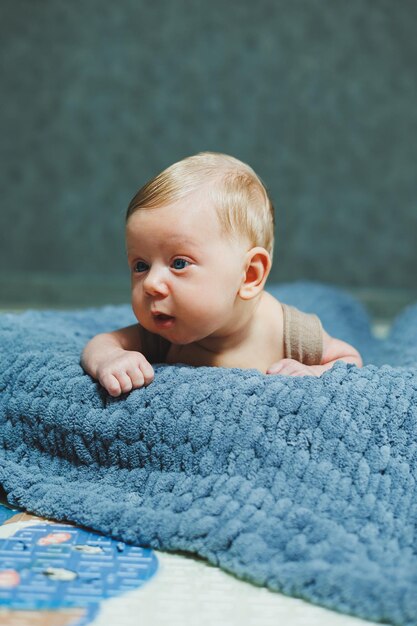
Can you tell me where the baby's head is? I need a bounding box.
[127,152,275,259]
[125,152,275,345]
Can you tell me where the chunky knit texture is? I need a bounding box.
[1,281,417,625]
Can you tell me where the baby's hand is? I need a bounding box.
[96,349,154,397]
[266,358,321,377]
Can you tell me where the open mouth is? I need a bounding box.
[153,313,175,327]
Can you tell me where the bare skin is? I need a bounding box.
[81,187,362,396]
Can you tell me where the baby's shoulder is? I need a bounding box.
[261,291,324,365]
[276,298,324,365]
[257,291,285,359]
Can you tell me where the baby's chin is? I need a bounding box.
[139,316,213,345]
[158,329,206,347]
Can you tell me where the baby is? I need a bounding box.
[81,152,363,397]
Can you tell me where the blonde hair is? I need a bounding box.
[126,151,275,259]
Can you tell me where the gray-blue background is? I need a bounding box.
[1,0,416,317]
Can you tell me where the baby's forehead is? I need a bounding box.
[165,233,201,247]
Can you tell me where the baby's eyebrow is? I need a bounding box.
[127,237,199,259]
[166,236,199,248]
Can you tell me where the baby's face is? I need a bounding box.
[126,188,250,345]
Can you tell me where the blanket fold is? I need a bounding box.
[1,281,417,626]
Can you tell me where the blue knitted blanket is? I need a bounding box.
[1,281,417,626]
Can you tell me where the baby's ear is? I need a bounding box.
[239,247,271,300]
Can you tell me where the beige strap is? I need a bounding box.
[281,303,324,366]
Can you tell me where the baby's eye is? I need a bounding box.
[133,261,148,273]
[172,258,190,270]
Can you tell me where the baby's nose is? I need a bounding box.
[143,268,169,296]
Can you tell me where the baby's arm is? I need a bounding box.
[267,329,363,377]
[80,324,154,396]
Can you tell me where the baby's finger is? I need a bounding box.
[126,366,145,389]
[138,360,155,386]
[100,373,122,397]
[286,368,303,376]
[276,365,298,376]
[116,371,133,394]
[266,363,283,374]
[288,367,313,377]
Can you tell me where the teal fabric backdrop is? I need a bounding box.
[1,0,416,311]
